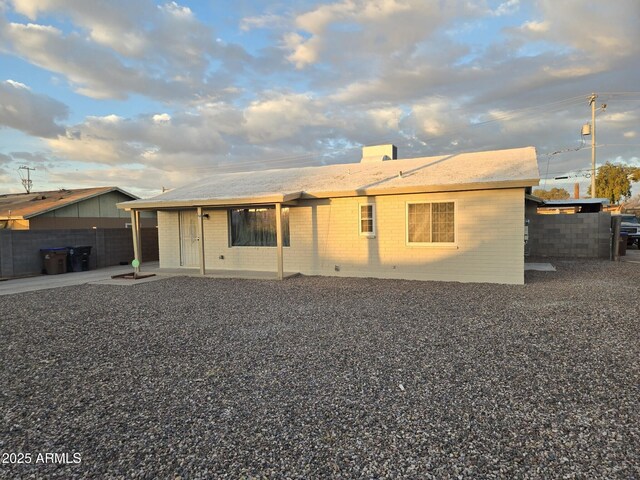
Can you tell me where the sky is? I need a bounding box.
[0,0,639,199]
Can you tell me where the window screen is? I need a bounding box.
[407,202,455,243]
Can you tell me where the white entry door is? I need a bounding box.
[179,210,199,267]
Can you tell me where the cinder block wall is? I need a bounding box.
[0,228,158,278]
[528,212,611,258]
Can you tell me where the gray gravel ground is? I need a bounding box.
[1,259,639,479]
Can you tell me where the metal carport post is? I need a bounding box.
[130,208,141,274]
[197,206,206,275]
[275,202,283,280]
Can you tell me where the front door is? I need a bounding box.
[179,210,199,267]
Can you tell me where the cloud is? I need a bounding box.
[492,0,520,17]
[46,103,241,171]
[519,20,549,34]
[514,0,640,59]
[9,151,53,164]
[243,93,328,143]
[1,0,639,198]
[0,79,68,137]
[5,79,29,89]
[282,0,478,69]
[283,32,321,69]
[409,99,464,138]
[2,0,253,101]
[152,113,171,124]
[0,22,181,100]
[240,13,285,31]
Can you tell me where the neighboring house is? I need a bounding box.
[119,145,539,285]
[0,187,156,229]
[621,197,640,216]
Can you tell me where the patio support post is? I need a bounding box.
[275,202,283,280]
[130,209,141,274]
[197,206,206,275]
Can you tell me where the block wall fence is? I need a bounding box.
[0,228,158,278]
[527,212,611,258]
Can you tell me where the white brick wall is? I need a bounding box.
[157,211,180,268]
[157,188,526,284]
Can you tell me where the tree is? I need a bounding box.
[588,162,640,204]
[533,187,570,200]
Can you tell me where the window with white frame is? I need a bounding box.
[407,201,455,244]
[359,204,375,236]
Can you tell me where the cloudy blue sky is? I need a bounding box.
[0,0,639,198]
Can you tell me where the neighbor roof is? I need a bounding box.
[120,146,539,210]
[542,198,610,206]
[0,187,137,219]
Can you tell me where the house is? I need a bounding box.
[118,145,540,285]
[0,186,156,229]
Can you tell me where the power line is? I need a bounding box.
[211,93,599,173]
[597,92,640,96]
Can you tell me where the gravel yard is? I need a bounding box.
[1,259,639,479]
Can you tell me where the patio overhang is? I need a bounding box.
[121,197,295,280]
[117,192,302,211]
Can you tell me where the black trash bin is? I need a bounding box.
[40,248,69,274]
[67,246,93,272]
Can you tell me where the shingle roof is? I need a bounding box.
[120,146,539,209]
[0,187,136,219]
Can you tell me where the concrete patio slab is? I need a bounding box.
[150,266,300,280]
[0,264,142,296]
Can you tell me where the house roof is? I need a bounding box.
[542,198,610,206]
[0,187,137,219]
[525,193,544,204]
[119,146,539,210]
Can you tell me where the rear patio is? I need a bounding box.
[1,259,638,478]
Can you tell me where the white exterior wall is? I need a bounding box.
[157,188,526,284]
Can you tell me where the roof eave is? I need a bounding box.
[116,179,538,210]
[301,179,540,199]
[117,192,303,210]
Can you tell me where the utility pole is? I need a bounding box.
[589,93,597,198]
[584,93,606,198]
[18,165,36,193]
